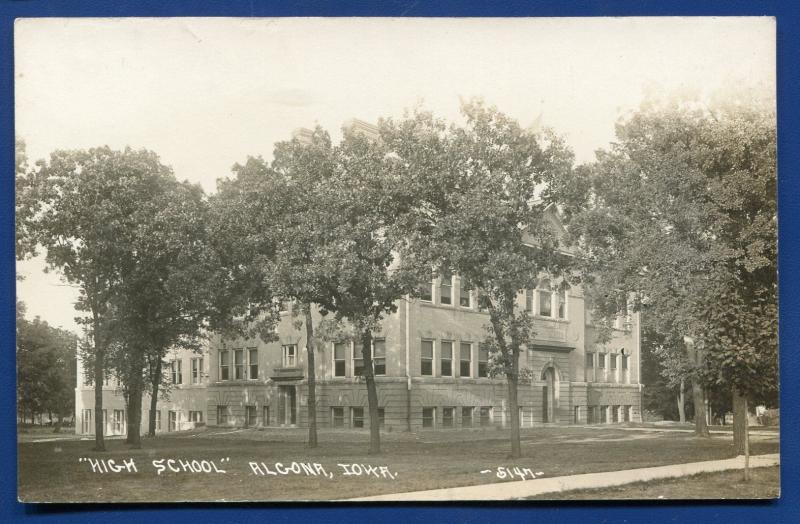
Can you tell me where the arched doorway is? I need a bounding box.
[541,365,559,423]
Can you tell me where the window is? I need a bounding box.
[422,407,436,428]
[353,342,365,377]
[480,406,492,427]
[248,348,258,379]
[622,354,630,383]
[373,338,386,376]
[419,275,433,302]
[154,410,162,430]
[557,289,567,319]
[421,340,434,376]
[81,409,92,434]
[538,280,552,317]
[440,341,453,376]
[217,405,229,425]
[623,405,631,422]
[281,344,296,368]
[113,409,125,433]
[600,405,608,424]
[234,349,245,379]
[332,407,345,428]
[263,406,270,426]
[574,406,581,424]
[219,350,230,381]
[378,407,385,429]
[460,342,472,377]
[462,407,474,427]
[191,357,203,384]
[351,407,365,428]
[525,288,534,312]
[168,410,180,431]
[443,407,455,427]
[440,271,453,305]
[609,353,617,382]
[246,406,257,427]
[584,352,594,381]
[478,344,489,377]
[459,278,472,307]
[334,342,347,377]
[190,410,203,423]
[171,359,183,384]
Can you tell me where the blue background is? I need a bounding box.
[1,1,796,522]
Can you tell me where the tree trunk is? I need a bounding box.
[733,390,747,456]
[93,345,106,451]
[506,365,521,459]
[305,307,318,448]
[677,378,686,423]
[125,349,146,448]
[361,329,381,455]
[126,382,143,448]
[148,358,162,437]
[691,379,710,437]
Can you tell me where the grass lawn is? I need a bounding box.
[18,425,779,503]
[531,466,780,500]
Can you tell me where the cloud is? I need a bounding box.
[263,88,316,108]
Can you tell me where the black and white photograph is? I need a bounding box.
[14,17,778,502]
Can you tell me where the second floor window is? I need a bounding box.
[421,340,433,376]
[525,288,534,312]
[558,289,567,319]
[234,349,245,379]
[459,278,471,307]
[373,338,386,376]
[440,271,453,305]
[441,341,453,376]
[419,275,433,302]
[171,359,182,384]
[538,280,552,317]
[334,342,347,377]
[248,348,258,379]
[353,342,365,376]
[219,350,229,380]
[478,344,489,377]
[460,342,472,377]
[191,357,203,384]
[622,354,629,371]
[585,352,594,381]
[282,344,296,368]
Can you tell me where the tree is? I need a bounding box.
[211,121,421,454]
[16,146,214,449]
[108,176,216,447]
[17,147,141,450]
[647,329,692,423]
[387,101,575,458]
[567,92,777,447]
[266,127,338,448]
[306,124,428,455]
[210,127,336,448]
[16,301,78,428]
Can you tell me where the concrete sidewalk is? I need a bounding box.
[349,453,780,501]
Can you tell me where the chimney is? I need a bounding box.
[291,127,314,145]
[342,118,379,141]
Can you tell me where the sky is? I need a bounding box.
[14,17,776,333]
